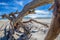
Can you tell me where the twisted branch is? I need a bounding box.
[23,19,49,27]
[14,0,54,26]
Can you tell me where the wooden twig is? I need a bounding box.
[23,19,49,27]
[48,4,55,10]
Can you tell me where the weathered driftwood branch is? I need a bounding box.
[9,12,16,19]
[48,4,55,10]
[0,5,36,40]
[45,0,60,40]
[0,24,4,31]
[0,0,53,28]
[14,0,54,26]
[16,22,32,39]
[1,0,59,40]
[23,19,49,27]
[1,14,13,21]
[0,22,9,31]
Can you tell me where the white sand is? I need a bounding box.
[0,19,60,40]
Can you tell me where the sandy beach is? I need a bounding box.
[0,18,60,40]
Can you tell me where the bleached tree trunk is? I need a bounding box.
[45,0,60,40]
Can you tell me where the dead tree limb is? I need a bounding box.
[23,19,49,27]
[14,0,54,26]
[48,4,55,10]
[1,14,13,21]
[9,12,16,19]
[45,0,60,40]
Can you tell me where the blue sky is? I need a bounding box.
[0,0,53,18]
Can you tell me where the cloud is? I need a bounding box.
[15,1,23,6]
[35,10,51,15]
[25,10,52,18]
[0,2,8,5]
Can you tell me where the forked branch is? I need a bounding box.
[23,19,49,27]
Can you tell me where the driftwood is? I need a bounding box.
[0,0,53,28]
[23,19,49,27]
[0,13,49,40]
[1,0,60,40]
[13,0,54,26]
[45,0,60,40]
[1,14,13,21]
[48,4,55,10]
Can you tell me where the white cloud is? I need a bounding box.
[16,1,23,6]
[35,10,51,15]
[28,15,38,18]
[25,10,52,18]
[0,2,8,5]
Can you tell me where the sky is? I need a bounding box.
[0,0,53,18]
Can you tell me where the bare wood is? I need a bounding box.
[48,4,55,10]
[9,12,16,19]
[45,14,60,40]
[2,14,13,21]
[1,13,16,21]
[14,0,54,26]
[23,19,49,27]
[45,0,60,40]
[1,0,60,40]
